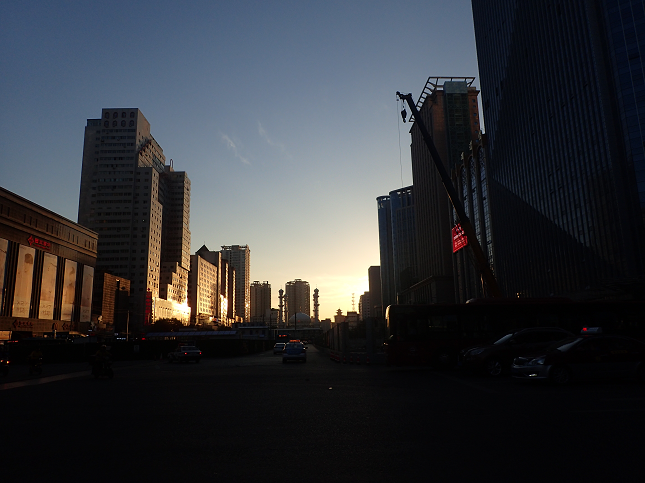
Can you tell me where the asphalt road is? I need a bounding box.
[2,346,644,482]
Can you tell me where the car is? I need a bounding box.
[460,327,574,376]
[273,342,286,354]
[282,341,307,363]
[168,345,202,363]
[512,329,645,385]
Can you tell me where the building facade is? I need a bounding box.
[1,186,97,337]
[220,245,250,322]
[472,0,645,299]
[77,108,191,328]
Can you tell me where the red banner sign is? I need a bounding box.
[28,235,52,251]
[452,224,468,253]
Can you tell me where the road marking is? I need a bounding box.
[0,371,89,391]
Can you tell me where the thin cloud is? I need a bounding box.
[258,122,290,158]
[220,133,250,165]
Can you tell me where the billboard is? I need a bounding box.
[38,252,58,320]
[61,260,77,321]
[13,245,35,318]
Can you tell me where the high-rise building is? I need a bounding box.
[285,279,310,321]
[408,77,481,304]
[221,245,250,322]
[472,1,645,298]
[358,291,371,320]
[368,265,382,317]
[376,196,395,310]
[377,186,418,305]
[77,108,191,328]
[250,280,271,322]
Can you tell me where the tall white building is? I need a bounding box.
[221,245,250,322]
[188,245,231,326]
[77,108,191,328]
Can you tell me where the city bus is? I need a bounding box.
[384,299,645,367]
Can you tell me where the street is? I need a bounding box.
[2,345,644,482]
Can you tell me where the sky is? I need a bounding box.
[0,0,481,320]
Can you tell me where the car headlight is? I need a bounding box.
[470,348,485,356]
[528,357,545,366]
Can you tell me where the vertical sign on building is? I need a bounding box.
[13,245,35,318]
[0,238,8,312]
[61,260,77,321]
[452,224,468,253]
[39,252,58,319]
[80,265,94,323]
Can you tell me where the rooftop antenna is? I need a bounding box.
[352,293,355,312]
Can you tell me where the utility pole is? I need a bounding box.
[396,91,502,298]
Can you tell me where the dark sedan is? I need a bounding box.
[512,332,645,385]
[460,327,574,376]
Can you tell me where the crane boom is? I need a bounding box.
[396,91,502,298]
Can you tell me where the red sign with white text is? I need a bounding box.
[452,224,468,253]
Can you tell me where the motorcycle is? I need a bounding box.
[91,360,114,379]
[28,357,42,375]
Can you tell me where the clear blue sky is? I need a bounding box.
[0,0,480,320]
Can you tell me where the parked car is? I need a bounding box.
[168,345,202,363]
[282,341,307,363]
[460,327,574,376]
[512,329,645,385]
[273,342,286,354]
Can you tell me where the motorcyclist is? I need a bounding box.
[28,347,43,374]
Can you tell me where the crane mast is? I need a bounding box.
[396,91,502,298]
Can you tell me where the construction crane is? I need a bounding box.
[396,91,502,298]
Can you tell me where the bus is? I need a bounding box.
[384,299,645,367]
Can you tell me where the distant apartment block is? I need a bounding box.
[285,279,310,321]
[188,245,231,326]
[250,281,271,323]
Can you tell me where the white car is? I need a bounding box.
[168,345,202,363]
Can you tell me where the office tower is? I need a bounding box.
[77,108,191,328]
[407,78,481,304]
[250,280,271,322]
[472,1,645,298]
[221,245,250,321]
[377,186,418,305]
[285,279,310,321]
[368,266,382,317]
[0,186,97,335]
[389,186,418,302]
[376,196,395,310]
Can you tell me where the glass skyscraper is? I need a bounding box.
[472,0,645,299]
